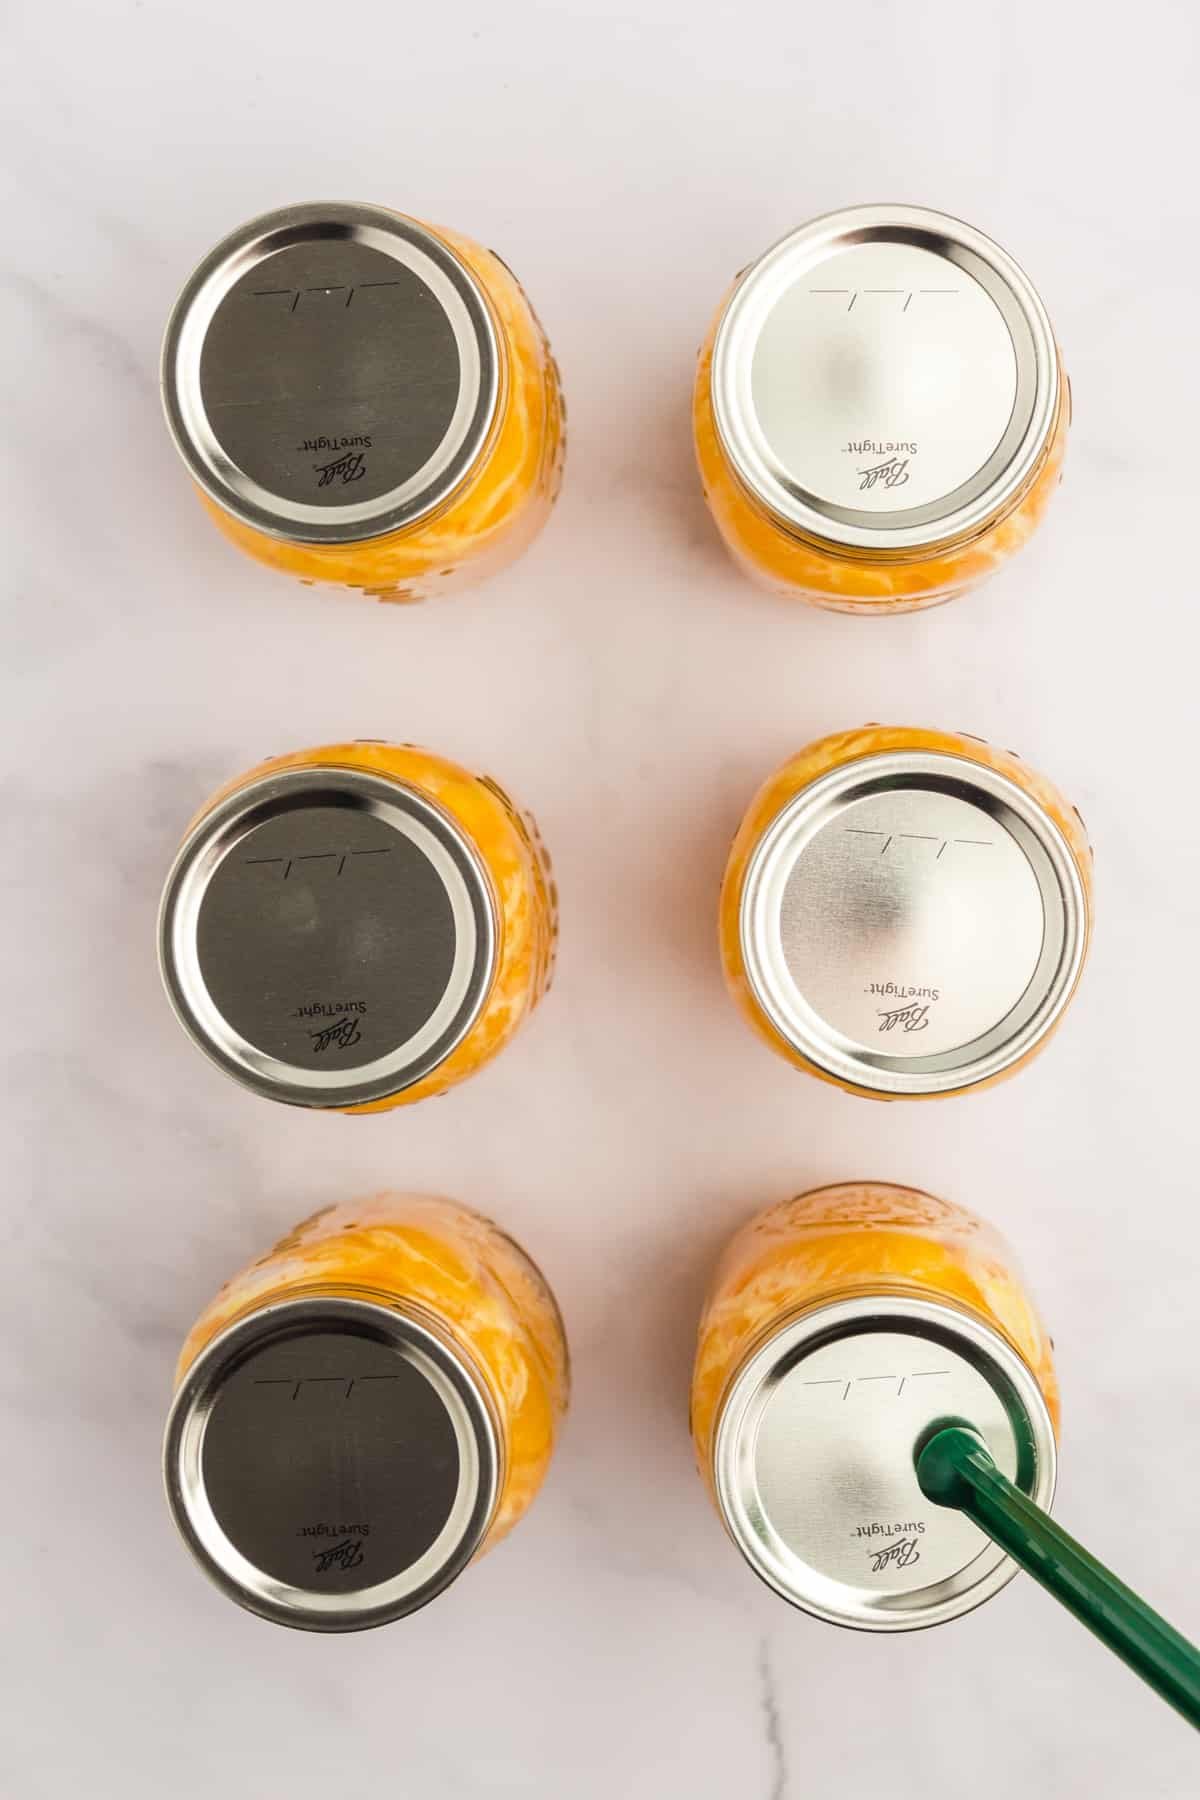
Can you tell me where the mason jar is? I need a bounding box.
[694,205,1068,613]
[158,741,556,1110]
[161,203,564,601]
[691,1182,1058,1629]
[165,1195,570,1630]
[720,725,1093,1099]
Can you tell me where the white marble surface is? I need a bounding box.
[3,0,1200,1792]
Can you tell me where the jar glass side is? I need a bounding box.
[693,299,1068,614]
[335,743,557,1108]
[199,223,564,601]
[718,724,1094,1099]
[690,1181,1059,1501]
[175,1196,570,1549]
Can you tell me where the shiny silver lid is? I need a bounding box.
[738,748,1087,1095]
[710,205,1060,551]
[162,203,500,544]
[164,1295,499,1631]
[159,764,497,1107]
[713,1293,1056,1630]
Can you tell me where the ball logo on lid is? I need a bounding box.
[296,999,370,1054]
[860,1528,925,1574]
[311,1537,368,1575]
[304,1012,367,1054]
[852,450,916,493]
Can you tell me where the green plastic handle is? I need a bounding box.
[915,1425,1200,1732]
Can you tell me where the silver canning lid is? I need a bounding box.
[713,1293,1056,1631]
[164,1294,500,1631]
[158,764,497,1107]
[162,203,501,545]
[711,205,1060,552]
[738,748,1087,1095]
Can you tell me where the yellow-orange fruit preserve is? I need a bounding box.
[162,203,564,601]
[691,1182,1058,1630]
[720,725,1093,1098]
[694,205,1068,613]
[164,1195,569,1630]
[158,741,556,1110]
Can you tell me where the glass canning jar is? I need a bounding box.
[694,205,1068,614]
[162,203,564,602]
[158,740,557,1111]
[691,1181,1058,1630]
[165,1195,570,1630]
[719,724,1093,1099]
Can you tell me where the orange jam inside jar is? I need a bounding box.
[720,725,1093,1100]
[694,206,1068,614]
[691,1183,1059,1630]
[158,741,557,1112]
[166,1196,570,1630]
[162,204,564,603]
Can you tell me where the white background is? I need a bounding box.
[3,1,1199,1793]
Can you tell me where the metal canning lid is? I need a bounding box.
[162,203,501,545]
[710,205,1060,552]
[738,749,1087,1095]
[158,765,497,1107]
[164,1295,500,1631]
[713,1293,1056,1631]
